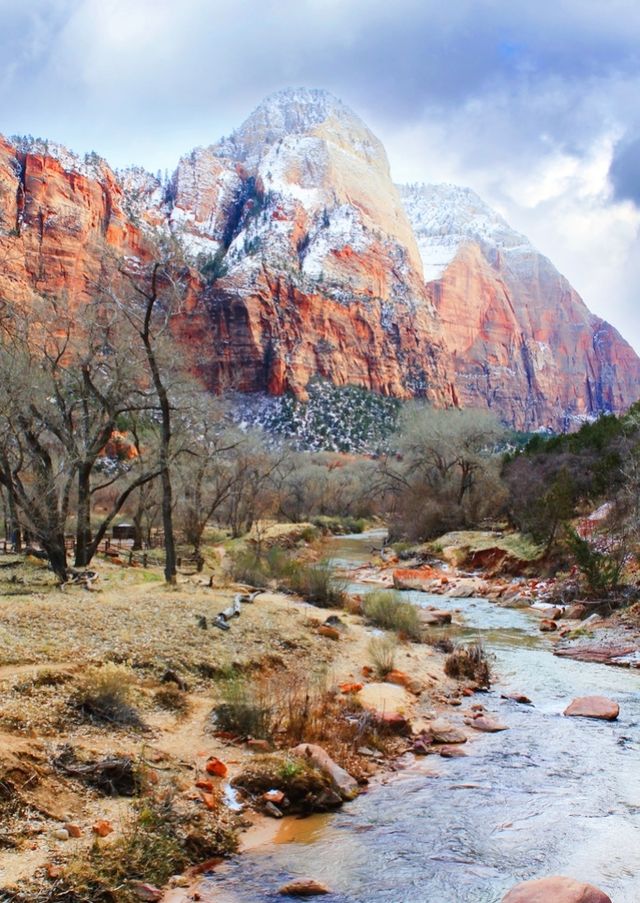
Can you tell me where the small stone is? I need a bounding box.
[195,779,215,792]
[376,711,412,736]
[53,828,70,841]
[92,819,114,837]
[45,863,61,879]
[412,738,432,756]
[338,682,363,694]
[200,792,217,810]
[539,618,558,632]
[205,756,228,777]
[425,718,467,744]
[467,715,508,732]
[265,800,283,818]
[439,745,468,758]
[318,625,340,641]
[263,789,285,804]
[278,878,331,896]
[64,823,82,838]
[501,692,532,705]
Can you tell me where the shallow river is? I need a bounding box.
[206,531,640,902]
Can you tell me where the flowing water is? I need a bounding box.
[205,531,640,902]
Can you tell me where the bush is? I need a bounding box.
[286,559,346,608]
[226,549,271,587]
[21,791,237,903]
[225,549,347,608]
[565,527,625,595]
[367,633,398,677]
[154,685,190,715]
[212,666,331,744]
[72,663,143,727]
[312,515,367,535]
[444,643,491,687]
[232,753,335,812]
[362,591,421,640]
[212,674,274,739]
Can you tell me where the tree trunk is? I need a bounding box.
[74,464,92,566]
[6,485,22,552]
[46,536,68,583]
[160,462,176,583]
[132,507,144,550]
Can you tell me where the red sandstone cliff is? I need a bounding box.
[0,90,638,430]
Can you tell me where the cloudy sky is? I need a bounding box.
[2,0,640,349]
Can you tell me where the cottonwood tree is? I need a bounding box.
[173,395,243,562]
[0,341,72,580]
[379,405,507,540]
[0,295,163,577]
[99,236,195,583]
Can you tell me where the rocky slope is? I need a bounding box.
[402,183,640,428]
[0,89,638,430]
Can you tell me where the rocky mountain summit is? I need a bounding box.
[0,87,638,429]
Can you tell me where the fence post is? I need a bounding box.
[143,553,148,568]
[128,551,133,566]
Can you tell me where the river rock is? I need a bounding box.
[425,718,467,744]
[539,619,558,632]
[291,743,359,800]
[446,578,487,598]
[563,696,619,721]
[563,603,587,620]
[466,714,508,732]
[393,567,439,591]
[502,876,612,902]
[419,609,453,626]
[278,879,330,896]
[439,745,467,758]
[501,692,532,705]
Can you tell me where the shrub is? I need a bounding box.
[213,674,274,739]
[565,527,625,595]
[444,643,491,687]
[367,633,398,677]
[212,667,337,745]
[20,791,237,903]
[226,549,271,587]
[286,559,346,608]
[154,685,190,715]
[232,753,334,812]
[72,663,143,727]
[362,591,421,640]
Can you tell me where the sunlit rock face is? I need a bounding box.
[402,182,640,429]
[0,89,638,430]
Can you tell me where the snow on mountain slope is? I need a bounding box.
[400,182,532,282]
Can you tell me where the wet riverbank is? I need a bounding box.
[199,531,640,902]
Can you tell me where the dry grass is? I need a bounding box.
[3,789,238,903]
[362,591,421,640]
[72,663,143,727]
[444,642,492,687]
[212,666,330,743]
[367,633,398,677]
